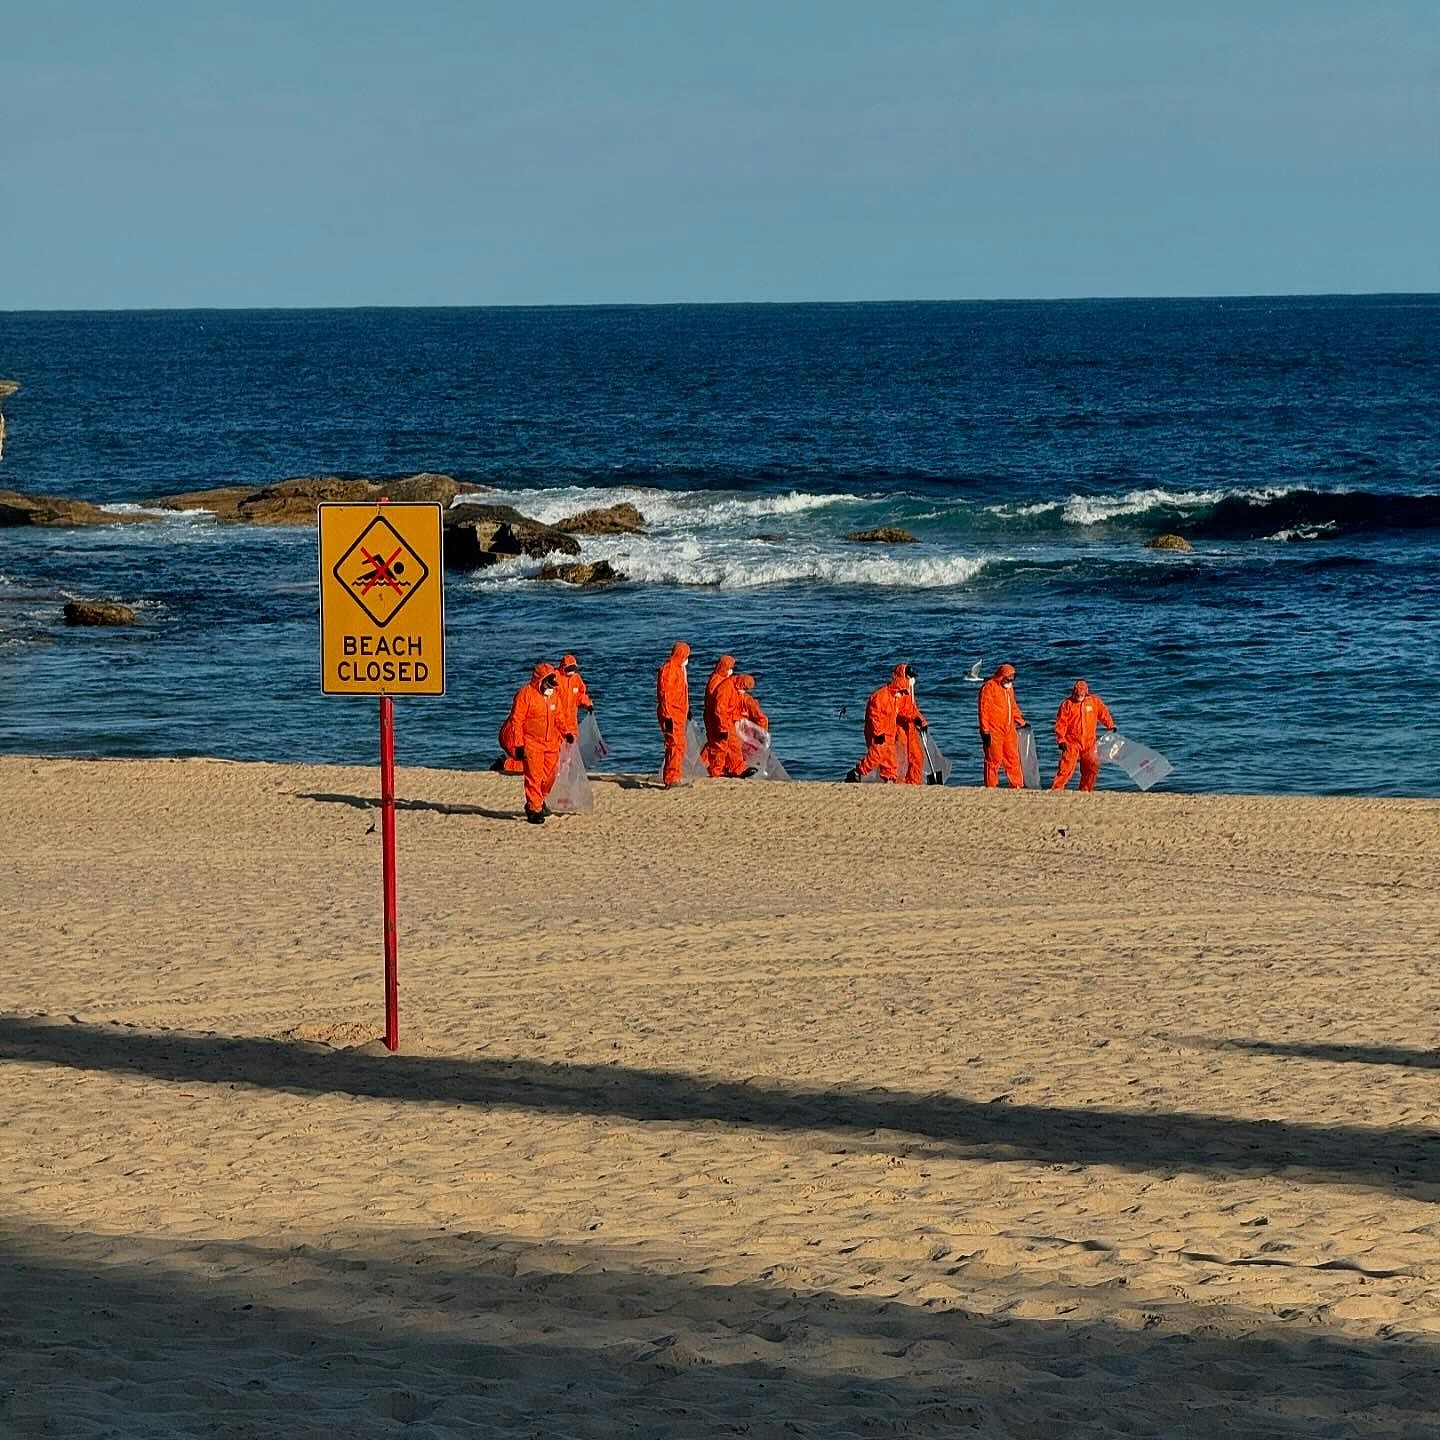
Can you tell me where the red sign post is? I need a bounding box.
[379,694,399,1050]
[318,500,446,1052]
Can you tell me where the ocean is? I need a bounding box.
[1,297,1437,795]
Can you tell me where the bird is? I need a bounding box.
[964,661,984,683]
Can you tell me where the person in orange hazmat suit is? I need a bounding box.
[1051,680,1117,792]
[705,672,751,777]
[844,666,910,782]
[978,663,1028,788]
[894,663,931,785]
[506,662,569,823]
[736,674,767,731]
[701,654,736,772]
[656,642,691,787]
[554,653,594,736]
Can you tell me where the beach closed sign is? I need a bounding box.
[318,502,446,696]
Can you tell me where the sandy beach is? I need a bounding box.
[3,754,1439,1437]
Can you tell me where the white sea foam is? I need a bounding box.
[467,531,996,592]
[1266,522,1340,543]
[987,485,1305,525]
[455,485,855,530]
[99,503,214,519]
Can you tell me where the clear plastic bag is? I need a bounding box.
[1018,726,1042,789]
[578,710,609,768]
[919,731,952,785]
[548,739,594,814]
[1093,731,1173,791]
[736,718,791,781]
[682,718,708,780]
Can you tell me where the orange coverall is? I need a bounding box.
[705,674,748,777]
[701,655,736,772]
[738,676,767,730]
[554,653,593,736]
[506,663,564,814]
[656,643,691,785]
[855,676,906,781]
[1051,690,1116,792]
[978,673,1027,788]
[895,668,928,786]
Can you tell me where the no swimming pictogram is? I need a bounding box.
[333,514,430,628]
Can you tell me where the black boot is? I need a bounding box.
[525,808,545,825]
[843,768,860,783]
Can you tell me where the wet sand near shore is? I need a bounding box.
[3,755,1439,1437]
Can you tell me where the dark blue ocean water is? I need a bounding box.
[1,298,1438,794]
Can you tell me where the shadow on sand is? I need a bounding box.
[4,1218,1435,1437]
[3,1015,1437,1198]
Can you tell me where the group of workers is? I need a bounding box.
[844,661,1116,791]
[495,648,1119,822]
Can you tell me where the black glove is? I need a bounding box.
[716,731,729,741]
[981,733,992,750]
[515,746,526,760]
[917,721,928,733]
[1019,722,1031,731]
[580,703,594,713]
[663,718,674,735]
[874,733,888,744]
[565,733,576,744]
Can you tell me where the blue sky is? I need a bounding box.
[2,1,1437,307]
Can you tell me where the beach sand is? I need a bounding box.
[3,754,1439,1437]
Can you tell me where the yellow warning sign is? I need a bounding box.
[318,502,445,695]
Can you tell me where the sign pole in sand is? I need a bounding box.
[379,693,399,1050]
[318,500,446,1052]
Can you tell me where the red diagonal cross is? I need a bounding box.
[357,545,405,596]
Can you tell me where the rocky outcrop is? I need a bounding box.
[556,502,646,536]
[376,472,464,507]
[149,472,464,522]
[64,600,136,626]
[0,490,152,527]
[443,503,580,570]
[846,527,918,544]
[538,560,624,586]
[0,381,17,402]
[1146,533,1194,552]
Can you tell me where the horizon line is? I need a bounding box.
[4,289,1440,318]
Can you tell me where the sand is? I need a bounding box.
[2,754,1439,1438]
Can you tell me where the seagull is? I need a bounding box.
[964,661,984,683]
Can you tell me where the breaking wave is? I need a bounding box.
[989,485,1440,538]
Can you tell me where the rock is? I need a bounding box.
[64,600,136,626]
[375,472,463,507]
[0,381,18,403]
[148,485,257,519]
[556,502,646,536]
[1146,533,1194,552]
[0,489,154,527]
[150,472,464,522]
[538,560,624,586]
[443,502,580,570]
[234,476,377,524]
[846,527,918,544]
[750,533,785,543]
